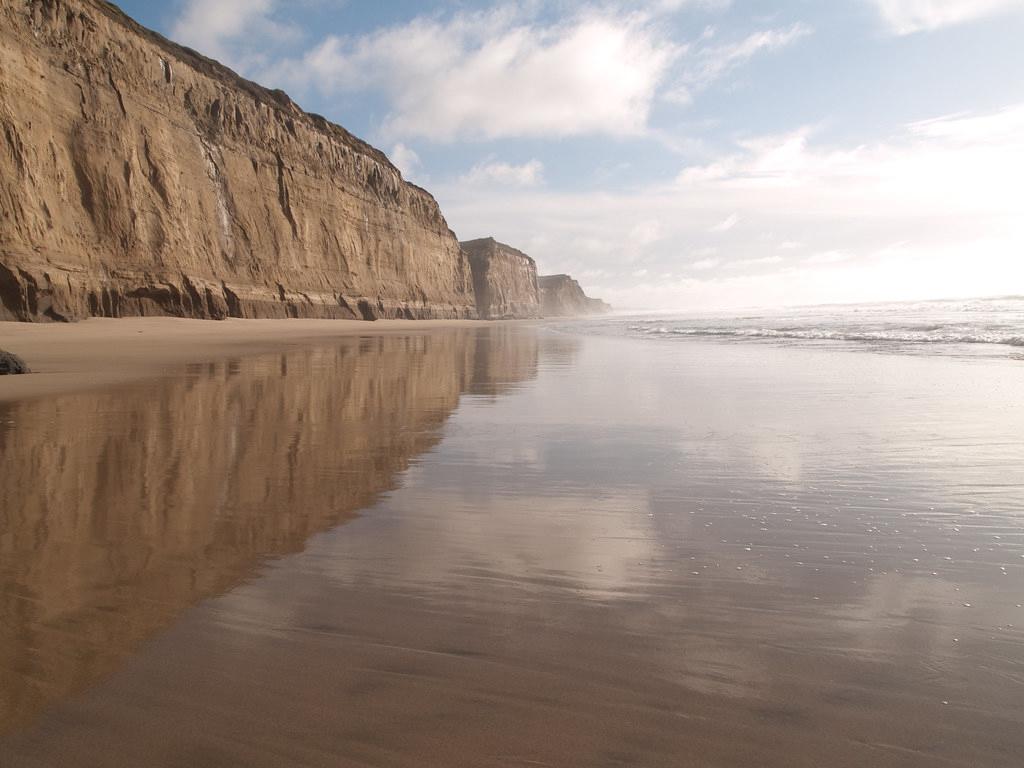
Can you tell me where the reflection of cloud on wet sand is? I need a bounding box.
[306,492,659,599]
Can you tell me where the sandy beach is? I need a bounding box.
[0,317,497,402]
[1,321,1022,767]
[2,0,1021,762]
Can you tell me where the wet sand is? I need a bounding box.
[1,324,1023,766]
[0,317,494,402]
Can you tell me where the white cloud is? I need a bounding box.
[171,0,299,67]
[804,250,849,265]
[389,143,421,179]
[631,220,664,246]
[170,2,806,144]
[676,104,1024,213]
[461,159,545,187]
[869,0,1024,34]
[710,213,739,232]
[267,8,679,142]
[691,258,721,270]
[735,255,784,266]
[435,104,1024,310]
[664,23,812,105]
[655,0,733,11]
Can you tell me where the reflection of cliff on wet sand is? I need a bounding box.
[0,327,538,734]
[470,324,539,396]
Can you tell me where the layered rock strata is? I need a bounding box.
[539,274,612,317]
[461,238,541,320]
[0,0,476,322]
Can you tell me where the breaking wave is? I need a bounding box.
[630,325,1024,347]
[560,298,1024,358]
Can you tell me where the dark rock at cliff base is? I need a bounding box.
[0,0,476,323]
[0,350,30,375]
[539,275,611,317]
[461,238,542,320]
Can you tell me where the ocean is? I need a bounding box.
[559,296,1024,359]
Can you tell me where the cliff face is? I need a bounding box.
[539,274,611,317]
[461,238,541,320]
[0,0,476,322]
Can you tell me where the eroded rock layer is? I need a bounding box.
[539,274,611,317]
[462,238,541,320]
[0,0,476,321]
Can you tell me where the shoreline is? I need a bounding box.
[0,317,524,403]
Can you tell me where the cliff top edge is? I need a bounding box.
[64,0,400,178]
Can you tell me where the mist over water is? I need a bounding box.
[566,297,1024,358]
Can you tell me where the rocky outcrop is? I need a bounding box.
[0,351,30,375]
[0,0,476,322]
[539,274,611,317]
[461,238,541,320]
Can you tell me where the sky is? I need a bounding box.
[118,0,1024,310]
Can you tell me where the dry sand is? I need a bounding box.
[0,317,499,402]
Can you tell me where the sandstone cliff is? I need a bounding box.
[539,274,611,317]
[461,237,541,320]
[0,0,476,321]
